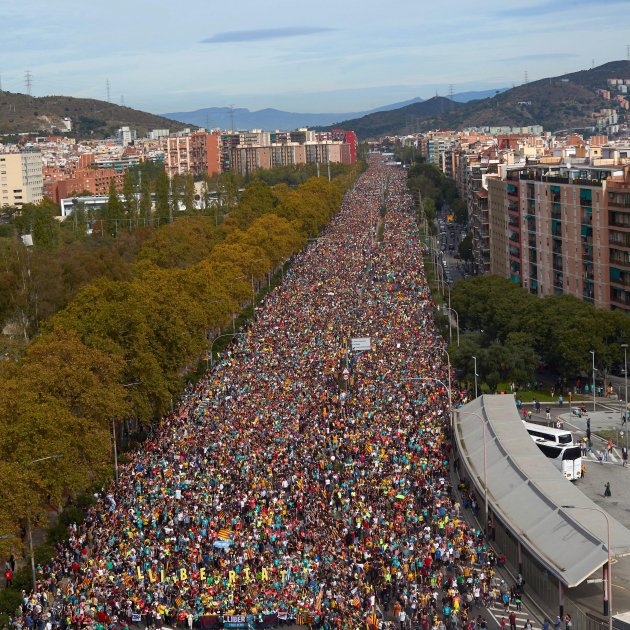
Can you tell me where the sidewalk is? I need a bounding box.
[449,465,546,629]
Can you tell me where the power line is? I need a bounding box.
[627,44,630,60]
[25,70,33,95]
[524,71,528,85]
[448,84,454,100]
[106,79,111,102]
[120,94,125,107]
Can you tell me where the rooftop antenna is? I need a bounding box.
[106,79,111,102]
[229,104,235,131]
[448,84,454,100]
[25,70,33,95]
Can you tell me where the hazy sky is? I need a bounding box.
[2,0,629,115]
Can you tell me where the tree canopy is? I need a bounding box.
[0,162,363,539]
[449,275,630,387]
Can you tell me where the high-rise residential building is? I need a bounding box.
[147,129,170,140]
[226,129,356,176]
[117,126,137,147]
[606,166,630,310]
[0,152,44,209]
[488,163,625,310]
[164,132,221,178]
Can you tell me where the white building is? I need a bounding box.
[0,152,44,208]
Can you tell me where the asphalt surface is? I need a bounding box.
[523,400,630,620]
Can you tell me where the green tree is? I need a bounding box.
[183,174,196,215]
[104,179,125,238]
[122,170,137,222]
[154,169,170,220]
[458,233,474,262]
[139,174,153,226]
[13,200,61,250]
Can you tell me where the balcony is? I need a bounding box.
[611,289,630,308]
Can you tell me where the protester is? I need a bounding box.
[13,156,494,629]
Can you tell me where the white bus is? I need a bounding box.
[523,422,573,445]
[523,422,582,480]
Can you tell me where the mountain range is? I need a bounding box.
[322,60,630,138]
[1,60,627,140]
[162,90,504,131]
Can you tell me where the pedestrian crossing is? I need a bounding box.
[484,601,542,629]
[582,448,622,465]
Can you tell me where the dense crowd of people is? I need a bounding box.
[11,156,498,630]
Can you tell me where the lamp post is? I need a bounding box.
[473,356,478,398]
[561,505,612,629]
[26,454,64,592]
[458,410,489,531]
[622,344,628,450]
[590,350,596,413]
[205,299,237,369]
[448,307,460,347]
[210,332,245,367]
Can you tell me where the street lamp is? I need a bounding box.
[458,410,489,532]
[622,344,628,451]
[473,356,479,398]
[590,350,596,413]
[26,453,64,592]
[561,505,612,629]
[210,332,245,367]
[447,307,460,347]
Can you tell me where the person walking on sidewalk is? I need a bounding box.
[622,446,628,467]
[605,481,612,497]
[509,611,517,630]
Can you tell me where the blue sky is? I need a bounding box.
[1,0,629,115]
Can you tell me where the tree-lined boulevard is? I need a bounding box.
[0,156,517,630]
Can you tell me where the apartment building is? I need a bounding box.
[0,151,44,208]
[164,132,221,178]
[226,128,357,176]
[607,166,630,310]
[488,164,617,309]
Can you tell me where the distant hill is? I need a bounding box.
[163,99,428,131]
[322,96,462,138]
[0,92,190,138]
[322,60,630,138]
[163,92,498,131]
